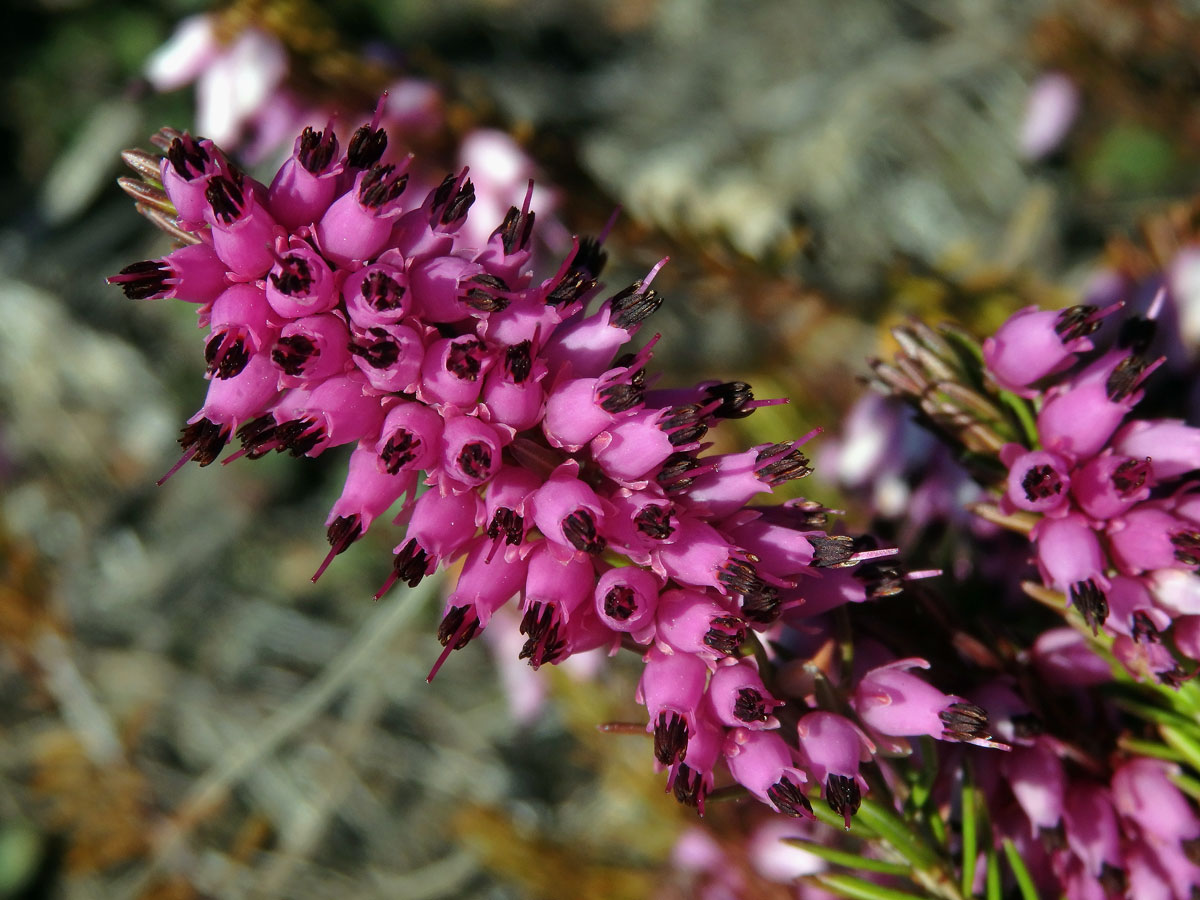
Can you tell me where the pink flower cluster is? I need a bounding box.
[954,678,1200,899]
[110,120,1002,820]
[985,298,1200,684]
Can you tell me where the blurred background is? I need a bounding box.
[0,0,1197,897]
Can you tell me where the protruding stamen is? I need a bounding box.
[1069,579,1108,634]
[653,710,689,765]
[562,509,606,554]
[826,774,861,829]
[312,515,362,582]
[767,777,813,818]
[939,702,991,742]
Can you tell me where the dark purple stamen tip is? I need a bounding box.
[767,777,813,818]
[1069,579,1109,634]
[939,702,991,742]
[634,504,674,539]
[272,335,318,376]
[296,126,339,174]
[110,259,170,299]
[347,125,387,169]
[1022,463,1063,500]
[562,509,606,554]
[653,710,689,765]
[603,586,637,621]
[826,773,861,828]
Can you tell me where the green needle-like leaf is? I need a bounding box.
[783,839,912,876]
[857,798,942,871]
[960,778,978,899]
[985,848,1001,900]
[1003,838,1041,900]
[811,872,930,900]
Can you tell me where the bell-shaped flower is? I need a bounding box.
[264,240,338,319]
[316,162,410,266]
[1001,444,1072,516]
[854,658,1001,747]
[636,645,708,767]
[108,242,229,305]
[594,565,661,643]
[203,173,282,279]
[795,711,872,828]
[272,314,352,387]
[266,126,342,230]
[723,729,814,819]
[707,659,783,731]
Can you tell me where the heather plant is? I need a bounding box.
[91,6,1200,900]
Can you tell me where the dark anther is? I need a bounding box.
[1010,713,1044,739]
[380,429,420,474]
[703,616,746,657]
[608,282,662,329]
[1132,610,1161,643]
[430,177,474,226]
[178,418,228,467]
[1118,315,1156,354]
[457,442,493,481]
[1022,464,1063,501]
[653,710,689,765]
[1106,355,1149,402]
[1159,664,1192,689]
[272,334,317,376]
[270,255,313,295]
[205,175,244,224]
[487,508,524,546]
[346,124,387,168]
[1172,531,1200,567]
[1038,824,1067,852]
[358,164,408,208]
[718,557,765,596]
[361,270,406,311]
[767,777,813,818]
[662,405,709,446]
[438,605,478,649]
[518,603,566,668]
[740,586,781,624]
[496,205,536,254]
[634,504,674,539]
[562,509,606,554]
[672,764,704,809]
[756,443,812,484]
[348,329,400,369]
[1184,837,1200,867]
[733,688,769,723]
[325,515,362,557]
[205,331,250,379]
[296,126,339,173]
[1112,457,1150,494]
[235,415,276,451]
[446,338,485,380]
[394,538,432,589]
[112,260,170,299]
[1053,305,1103,342]
[826,774,861,826]
[504,341,533,383]
[1070,579,1109,634]
[574,235,607,278]
[464,273,510,312]
[1098,863,1127,896]
[939,702,991,742]
[657,452,701,494]
[166,134,209,179]
[603,586,637,621]
[703,381,757,419]
[853,562,906,599]
[809,535,856,568]
[786,500,832,527]
[546,271,596,307]
[280,419,323,457]
[598,380,644,414]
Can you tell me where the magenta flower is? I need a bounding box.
[113,118,928,824]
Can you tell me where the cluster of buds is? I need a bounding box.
[109,118,1004,822]
[984,295,1200,685]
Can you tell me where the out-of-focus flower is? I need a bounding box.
[1019,71,1080,160]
